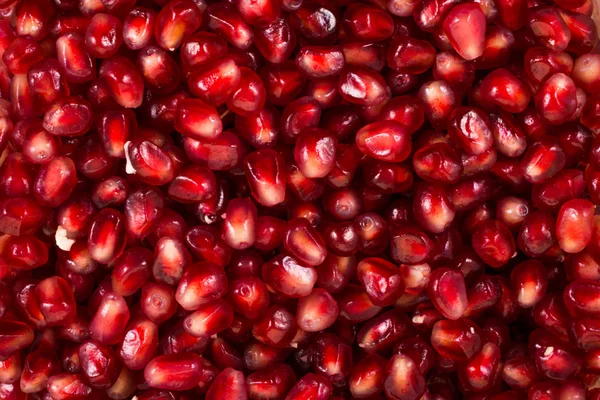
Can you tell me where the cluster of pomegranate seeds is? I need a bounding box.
[1,0,600,398]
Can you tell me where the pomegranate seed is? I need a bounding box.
[431,318,482,360]
[99,56,144,108]
[78,340,121,389]
[47,374,94,400]
[472,220,515,268]
[251,304,297,347]
[119,316,158,371]
[480,69,531,113]
[356,257,403,307]
[555,199,594,253]
[244,149,287,207]
[183,299,234,337]
[160,321,208,356]
[564,280,600,318]
[311,333,352,386]
[534,73,578,125]
[285,373,332,400]
[144,353,203,391]
[529,329,582,381]
[0,321,34,361]
[89,292,130,345]
[43,96,93,137]
[85,13,123,58]
[137,46,181,95]
[0,197,45,236]
[175,261,227,310]
[386,36,436,74]
[1,235,49,270]
[427,267,467,320]
[384,354,426,400]
[442,3,486,60]
[122,7,156,50]
[338,66,387,107]
[246,363,295,400]
[56,33,97,84]
[413,183,456,234]
[208,3,253,50]
[140,282,177,324]
[154,0,202,52]
[528,7,572,51]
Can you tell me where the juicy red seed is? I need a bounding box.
[144,353,203,391]
[123,7,157,50]
[119,317,158,371]
[442,3,487,60]
[175,261,228,311]
[427,267,467,320]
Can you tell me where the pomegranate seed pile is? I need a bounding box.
[1,0,600,398]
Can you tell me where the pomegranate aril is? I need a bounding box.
[564,280,600,318]
[442,3,486,60]
[285,373,332,400]
[311,332,352,386]
[85,13,123,58]
[480,69,530,114]
[529,329,582,381]
[356,257,403,307]
[125,139,175,185]
[235,104,280,148]
[386,36,436,74]
[0,197,45,236]
[208,3,253,50]
[534,73,578,126]
[99,56,144,108]
[2,38,45,76]
[431,318,482,361]
[153,236,192,285]
[427,267,467,320]
[110,247,152,296]
[34,276,77,326]
[21,125,57,165]
[119,316,158,371]
[528,7,572,51]
[89,292,130,345]
[183,299,233,337]
[338,66,387,107]
[78,340,121,389]
[46,373,94,400]
[123,7,157,50]
[458,342,502,393]
[244,149,287,207]
[154,0,202,52]
[20,349,60,392]
[137,46,181,95]
[1,235,49,270]
[413,183,456,234]
[254,17,295,64]
[0,321,34,361]
[140,282,177,324]
[251,304,296,347]
[261,61,306,106]
[144,353,203,391]
[186,225,231,267]
[472,220,515,268]
[510,260,548,308]
[175,261,227,311]
[555,199,594,254]
[56,33,97,84]
[246,363,295,400]
[384,354,426,400]
[357,310,411,353]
